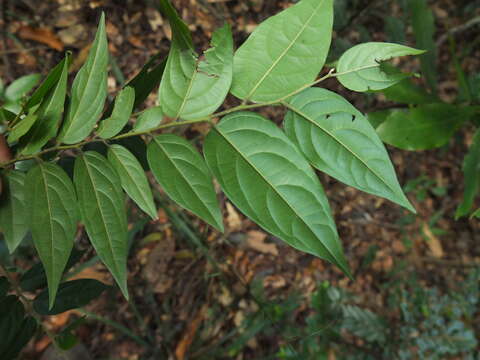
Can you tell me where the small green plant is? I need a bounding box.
[0,0,424,356]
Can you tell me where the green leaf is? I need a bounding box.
[0,296,27,357]
[157,0,193,51]
[376,104,475,150]
[33,279,109,315]
[407,0,437,93]
[25,162,78,309]
[337,42,425,92]
[59,13,108,144]
[0,107,15,124]
[0,170,28,253]
[25,54,71,110]
[107,144,157,219]
[132,106,163,133]
[367,110,391,129]
[20,55,70,155]
[382,78,438,105]
[204,112,351,276]
[20,248,85,292]
[284,88,415,212]
[7,113,37,144]
[2,316,36,360]
[74,151,129,299]
[231,0,334,103]
[148,134,223,231]
[125,54,166,110]
[159,23,233,120]
[4,74,41,102]
[456,128,480,219]
[97,86,135,139]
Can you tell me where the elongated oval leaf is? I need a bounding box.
[97,86,135,139]
[20,55,70,155]
[25,54,71,110]
[337,42,424,92]
[376,104,475,150]
[159,23,233,120]
[0,171,28,253]
[284,88,414,212]
[107,144,157,219]
[59,13,108,144]
[25,162,78,309]
[33,279,109,315]
[132,106,163,133]
[381,78,438,105]
[5,74,41,102]
[7,113,37,144]
[74,151,129,299]
[148,134,223,231]
[231,0,333,103]
[204,112,350,276]
[456,128,480,219]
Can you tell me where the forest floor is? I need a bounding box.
[1,0,479,359]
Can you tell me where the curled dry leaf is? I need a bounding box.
[18,26,64,51]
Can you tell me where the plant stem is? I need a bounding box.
[0,65,373,169]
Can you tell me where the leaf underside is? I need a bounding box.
[284,88,414,212]
[204,112,351,277]
[231,0,334,103]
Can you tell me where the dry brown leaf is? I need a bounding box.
[422,222,444,258]
[246,230,278,256]
[175,305,207,360]
[143,237,175,293]
[69,264,113,285]
[18,26,64,51]
[226,202,242,231]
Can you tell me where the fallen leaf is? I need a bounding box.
[226,202,242,231]
[18,26,64,51]
[175,305,207,360]
[143,237,175,293]
[422,222,444,258]
[246,230,278,256]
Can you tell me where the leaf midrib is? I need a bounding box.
[81,155,120,277]
[245,0,326,101]
[284,102,401,199]
[213,124,346,271]
[38,164,57,294]
[153,138,217,225]
[62,28,105,139]
[109,148,153,215]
